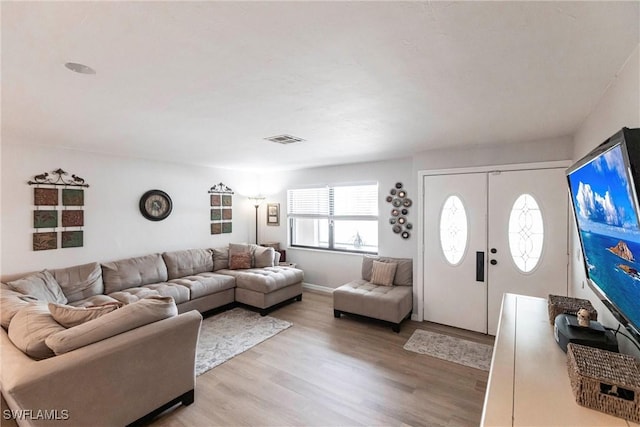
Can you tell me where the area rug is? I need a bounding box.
[403,329,493,371]
[196,307,292,376]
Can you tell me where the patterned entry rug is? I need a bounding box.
[196,307,292,376]
[403,329,493,371]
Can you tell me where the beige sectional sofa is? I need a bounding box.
[1,244,303,426]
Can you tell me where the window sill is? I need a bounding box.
[287,246,378,257]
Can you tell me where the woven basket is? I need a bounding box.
[567,343,640,422]
[548,294,598,325]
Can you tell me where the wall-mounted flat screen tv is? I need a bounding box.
[567,127,640,342]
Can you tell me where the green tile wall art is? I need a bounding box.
[28,168,89,251]
[208,182,233,235]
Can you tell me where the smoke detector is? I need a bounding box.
[265,134,305,145]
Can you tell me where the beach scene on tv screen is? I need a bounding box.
[570,144,640,329]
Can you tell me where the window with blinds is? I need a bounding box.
[287,183,378,253]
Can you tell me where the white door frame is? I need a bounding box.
[415,160,572,323]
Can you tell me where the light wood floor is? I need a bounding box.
[152,290,494,427]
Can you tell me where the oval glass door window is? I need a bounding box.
[439,195,468,265]
[508,194,544,273]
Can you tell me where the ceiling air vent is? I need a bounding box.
[265,134,305,145]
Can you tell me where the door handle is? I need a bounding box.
[476,251,485,282]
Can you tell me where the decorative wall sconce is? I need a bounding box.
[386,182,412,239]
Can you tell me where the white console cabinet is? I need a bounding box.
[481,293,638,426]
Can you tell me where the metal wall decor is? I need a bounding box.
[208,182,234,234]
[29,168,88,250]
[386,182,412,239]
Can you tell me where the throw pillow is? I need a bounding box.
[48,302,122,328]
[7,270,68,304]
[229,252,252,270]
[229,243,252,256]
[254,246,275,268]
[8,304,66,360]
[45,296,178,355]
[370,260,398,286]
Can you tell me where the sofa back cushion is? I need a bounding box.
[102,254,168,294]
[362,256,413,286]
[8,304,66,360]
[6,270,68,304]
[162,249,214,280]
[254,246,275,268]
[52,262,103,303]
[213,247,229,271]
[45,296,177,355]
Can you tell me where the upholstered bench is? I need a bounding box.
[333,256,413,332]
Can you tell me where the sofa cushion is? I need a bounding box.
[108,287,163,305]
[254,246,275,268]
[69,294,122,308]
[142,283,190,304]
[362,256,412,286]
[102,254,168,294]
[45,296,178,355]
[168,272,235,300]
[213,247,229,271]
[48,302,122,328]
[0,285,41,329]
[8,304,66,359]
[162,249,214,280]
[222,266,304,293]
[6,270,68,304]
[370,260,397,286]
[229,252,252,270]
[52,262,103,303]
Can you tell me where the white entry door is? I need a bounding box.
[423,173,488,333]
[423,167,568,335]
[486,168,568,334]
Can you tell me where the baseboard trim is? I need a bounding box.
[302,282,334,294]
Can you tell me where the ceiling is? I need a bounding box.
[2,1,639,171]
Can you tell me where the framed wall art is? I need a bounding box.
[28,168,89,250]
[267,203,280,226]
[208,182,234,235]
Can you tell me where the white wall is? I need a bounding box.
[570,44,640,355]
[1,142,259,280]
[412,135,573,172]
[257,157,414,289]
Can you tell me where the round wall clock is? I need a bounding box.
[139,189,172,221]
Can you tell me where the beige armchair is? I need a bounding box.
[333,256,413,332]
